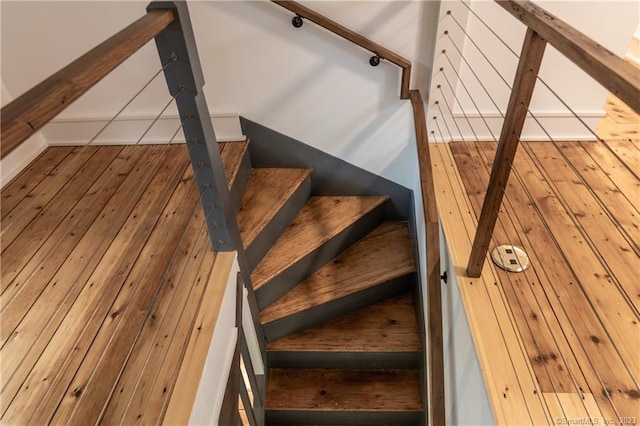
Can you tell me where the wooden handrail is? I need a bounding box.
[409,90,445,426]
[0,9,174,159]
[271,0,412,99]
[496,0,640,114]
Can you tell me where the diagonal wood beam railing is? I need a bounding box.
[497,0,640,114]
[272,0,412,100]
[0,9,175,159]
[271,2,444,425]
[466,0,640,277]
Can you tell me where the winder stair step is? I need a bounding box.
[268,292,421,369]
[266,368,422,425]
[237,167,312,270]
[251,195,388,309]
[261,221,416,341]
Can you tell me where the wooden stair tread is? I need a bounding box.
[218,139,249,189]
[260,222,414,324]
[266,368,422,412]
[237,168,312,248]
[251,196,389,290]
[267,293,420,352]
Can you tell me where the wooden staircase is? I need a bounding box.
[224,137,424,424]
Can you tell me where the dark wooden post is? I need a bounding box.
[410,90,445,426]
[466,28,546,277]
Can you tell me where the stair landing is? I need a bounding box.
[0,144,239,425]
[432,139,640,425]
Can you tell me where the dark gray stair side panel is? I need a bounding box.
[263,273,415,342]
[245,174,311,271]
[255,202,387,310]
[240,117,412,220]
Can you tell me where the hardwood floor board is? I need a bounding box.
[596,93,640,140]
[162,251,237,426]
[0,146,116,287]
[252,196,388,290]
[471,142,640,418]
[0,146,104,249]
[268,292,420,353]
[432,143,552,424]
[260,222,414,324]
[473,142,627,421]
[237,167,312,248]
[605,139,640,176]
[627,138,640,151]
[556,141,639,252]
[0,146,173,370]
[603,94,640,124]
[1,146,74,217]
[543,393,605,425]
[98,206,209,424]
[0,147,188,423]
[112,232,215,425]
[50,164,200,425]
[266,368,421,412]
[450,142,589,395]
[579,142,640,202]
[0,146,149,337]
[133,245,216,425]
[526,142,640,314]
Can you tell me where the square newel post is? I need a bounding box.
[147,1,239,252]
[466,28,546,277]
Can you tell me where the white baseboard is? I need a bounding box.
[44,113,245,146]
[433,110,605,142]
[1,133,48,188]
[625,52,640,66]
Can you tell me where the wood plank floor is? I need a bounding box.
[434,139,639,425]
[0,144,224,424]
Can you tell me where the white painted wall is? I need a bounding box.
[430,0,639,142]
[1,0,439,189]
[439,225,495,425]
[0,79,48,187]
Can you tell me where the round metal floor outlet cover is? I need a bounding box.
[491,245,530,272]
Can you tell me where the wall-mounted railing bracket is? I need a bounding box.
[292,14,303,28]
[369,55,381,66]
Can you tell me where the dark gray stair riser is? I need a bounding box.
[263,273,415,341]
[255,201,387,310]
[266,410,421,425]
[245,175,312,272]
[268,351,420,370]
